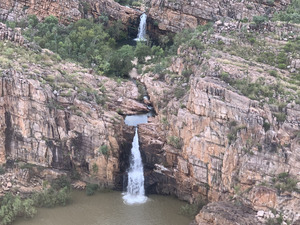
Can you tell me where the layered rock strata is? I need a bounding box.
[146,0,290,34]
[0,0,141,27]
[138,21,300,223]
[0,27,148,193]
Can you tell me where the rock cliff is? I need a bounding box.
[0,0,292,39]
[137,21,300,224]
[1,0,300,223]
[146,0,290,35]
[0,25,149,194]
[0,0,141,27]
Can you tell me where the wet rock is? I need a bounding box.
[195,201,262,225]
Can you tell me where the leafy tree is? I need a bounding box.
[134,42,151,63]
[108,45,134,77]
[253,16,267,27]
[272,0,300,23]
[107,20,127,41]
[151,45,164,59]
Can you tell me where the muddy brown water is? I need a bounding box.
[15,190,191,225]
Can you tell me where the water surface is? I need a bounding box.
[124,114,148,126]
[15,191,191,225]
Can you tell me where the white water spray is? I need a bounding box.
[123,127,147,204]
[134,13,147,41]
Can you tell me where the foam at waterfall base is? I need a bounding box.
[122,193,148,205]
[134,37,147,42]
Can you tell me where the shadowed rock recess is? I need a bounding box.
[1,0,300,224]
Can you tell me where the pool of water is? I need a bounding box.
[124,114,148,126]
[15,191,191,225]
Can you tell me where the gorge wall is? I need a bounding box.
[1,0,300,224]
[137,21,300,224]
[0,0,291,40]
[145,0,291,42]
[0,23,150,193]
[0,0,141,32]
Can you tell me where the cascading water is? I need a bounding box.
[134,13,147,41]
[123,127,147,205]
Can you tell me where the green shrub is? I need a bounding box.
[32,187,71,207]
[99,145,110,156]
[277,63,287,69]
[272,172,298,194]
[227,123,247,145]
[272,0,300,23]
[269,70,278,77]
[0,166,5,175]
[266,0,275,6]
[182,69,193,78]
[253,16,267,26]
[174,87,185,99]
[263,121,271,132]
[266,216,283,225]
[92,163,98,175]
[51,175,71,191]
[131,1,141,7]
[108,45,134,77]
[0,194,37,225]
[220,72,231,84]
[167,136,183,149]
[86,183,99,196]
[273,112,286,122]
[135,42,151,63]
[180,199,207,218]
[189,39,204,50]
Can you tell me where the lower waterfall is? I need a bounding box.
[123,127,147,205]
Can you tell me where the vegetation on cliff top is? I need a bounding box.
[272,0,300,23]
[4,15,164,79]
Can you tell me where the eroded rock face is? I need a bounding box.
[0,30,147,191]
[138,21,300,223]
[146,0,290,35]
[0,22,25,45]
[0,0,141,27]
[194,201,262,225]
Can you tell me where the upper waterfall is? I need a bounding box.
[134,13,147,41]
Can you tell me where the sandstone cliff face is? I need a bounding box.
[194,201,262,225]
[0,0,141,27]
[146,0,290,34]
[138,21,300,223]
[0,28,148,193]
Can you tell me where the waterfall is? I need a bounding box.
[123,127,147,204]
[134,13,147,41]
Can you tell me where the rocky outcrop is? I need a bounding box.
[137,21,300,223]
[0,22,25,45]
[0,30,147,192]
[194,201,261,225]
[0,0,141,28]
[146,0,290,35]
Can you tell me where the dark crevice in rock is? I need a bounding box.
[4,111,13,156]
[115,126,135,191]
[64,111,70,132]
